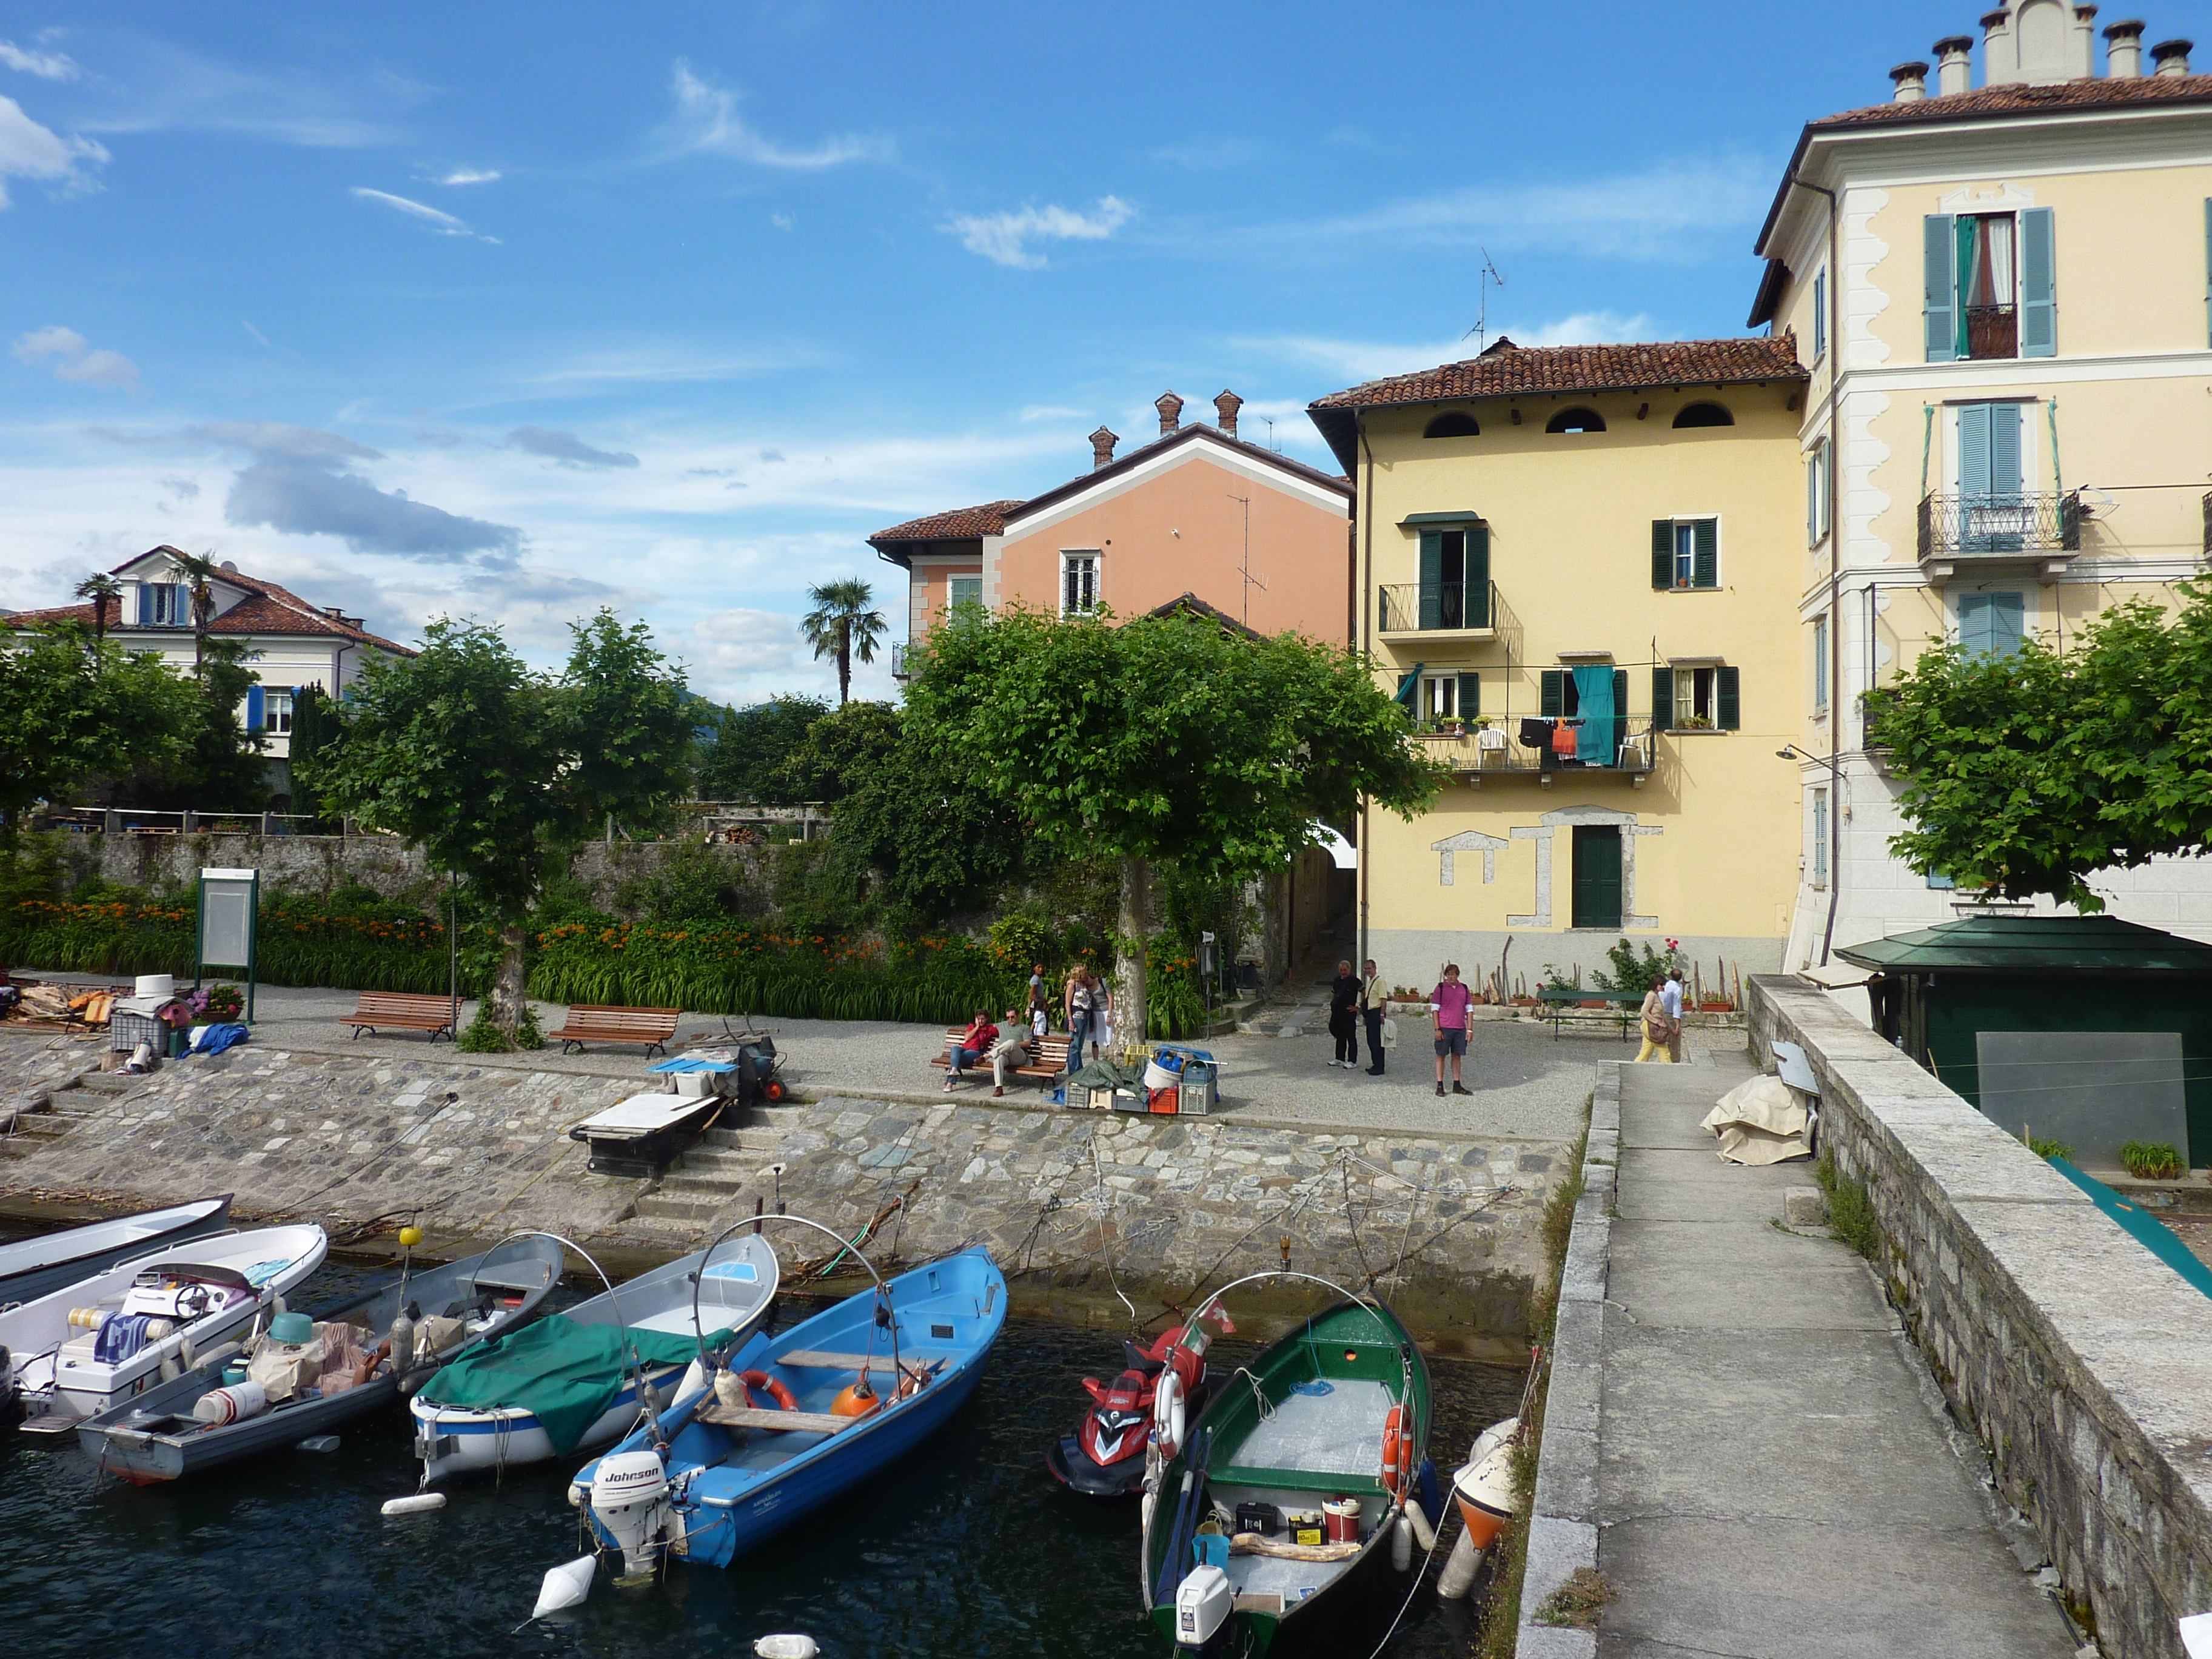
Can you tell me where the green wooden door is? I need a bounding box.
[1572,826,1623,930]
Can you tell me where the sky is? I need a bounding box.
[0,1,2173,706]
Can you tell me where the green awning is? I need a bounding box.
[1398,511,1484,526]
[1393,663,1425,707]
[1837,914,2212,976]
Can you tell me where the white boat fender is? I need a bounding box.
[1436,1529,1483,1600]
[1152,1367,1185,1458]
[754,1638,819,1659]
[381,1492,447,1518]
[1390,1509,1413,1573]
[1404,1494,1437,1553]
[193,1381,269,1426]
[532,1555,596,1619]
[675,1357,711,1405]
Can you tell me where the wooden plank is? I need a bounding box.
[772,1349,950,1372]
[697,1406,855,1434]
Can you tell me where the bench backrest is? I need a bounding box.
[561,1004,680,1033]
[354,992,456,1014]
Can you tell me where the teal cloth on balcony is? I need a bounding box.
[1571,666,1614,766]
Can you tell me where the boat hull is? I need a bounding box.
[411,1364,689,1480]
[0,1198,233,1310]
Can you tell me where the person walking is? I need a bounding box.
[1659,967,1686,1063]
[1359,958,1388,1075]
[1327,960,1360,1069]
[944,1008,999,1091]
[1430,964,1474,1097]
[1065,966,1104,1068]
[1635,977,1672,1063]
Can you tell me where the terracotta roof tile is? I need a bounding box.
[1308,337,1807,413]
[1814,73,2212,131]
[8,555,414,656]
[870,500,1027,545]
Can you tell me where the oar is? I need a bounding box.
[1154,1430,1199,1606]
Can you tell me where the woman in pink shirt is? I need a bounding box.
[1431,964,1475,1098]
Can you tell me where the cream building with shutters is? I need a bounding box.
[1307,338,1809,988]
[1752,5,2212,965]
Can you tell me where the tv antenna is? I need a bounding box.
[1464,248,1506,349]
[1228,492,1266,627]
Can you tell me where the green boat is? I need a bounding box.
[1141,1294,1433,1655]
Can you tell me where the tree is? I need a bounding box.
[695,694,830,802]
[73,573,121,647]
[108,638,271,813]
[903,607,1442,1042]
[800,579,886,704]
[304,612,693,1040]
[771,700,902,803]
[287,683,331,823]
[1868,581,2212,910]
[170,552,223,674]
[0,623,197,836]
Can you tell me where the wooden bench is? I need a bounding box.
[546,1004,680,1056]
[341,991,458,1042]
[1533,987,1643,1042]
[929,1026,1072,1088]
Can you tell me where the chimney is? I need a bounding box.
[2153,35,2193,73]
[1155,390,1184,435]
[1935,35,1976,92]
[1982,8,2018,83]
[2105,18,2145,73]
[1090,426,1119,470]
[1213,389,1242,437]
[1891,59,1931,99]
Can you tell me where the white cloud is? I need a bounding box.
[1242,311,1655,385]
[769,211,793,231]
[0,39,78,80]
[70,40,403,148]
[0,93,105,206]
[12,324,139,391]
[1018,405,1085,422]
[437,167,500,185]
[665,63,891,169]
[507,426,640,470]
[947,196,1134,270]
[350,186,498,243]
[242,320,272,348]
[1150,137,1263,171]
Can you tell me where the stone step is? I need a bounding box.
[632,1191,732,1223]
[656,1170,749,1199]
[681,1142,783,1175]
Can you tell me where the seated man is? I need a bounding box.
[988,1007,1033,1098]
[945,1008,999,1091]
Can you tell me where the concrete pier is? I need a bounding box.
[1523,1058,2080,1657]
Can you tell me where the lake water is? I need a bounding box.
[0,1248,1522,1658]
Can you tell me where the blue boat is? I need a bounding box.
[568,1244,1005,1580]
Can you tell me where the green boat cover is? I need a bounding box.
[415,1314,732,1454]
[2050,1158,2212,1302]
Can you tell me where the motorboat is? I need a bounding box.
[75,1232,566,1483]
[565,1242,1005,1589]
[1,1224,329,1433]
[0,1197,233,1310]
[1046,1307,1229,1498]
[410,1230,779,1482]
[1140,1280,1438,1655]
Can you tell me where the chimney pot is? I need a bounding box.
[1891,59,1931,98]
[1155,390,1184,435]
[1935,35,1976,92]
[2105,18,2146,75]
[2153,35,2193,73]
[1090,425,1119,470]
[1213,389,1243,436]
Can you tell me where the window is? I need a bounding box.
[1416,524,1490,628]
[1672,401,1733,429]
[1061,552,1099,615]
[1924,207,2054,361]
[1546,406,1605,434]
[1651,517,1718,590]
[264,690,293,734]
[1926,868,1957,890]
[1664,665,1740,731]
[947,575,982,612]
[1812,267,1828,362]
[1957,590,2025,657]
[1811,789,1829,889]
[1423,411,1480,439]
[1812,615,1831,714]
[1418,672,1480,725]
[138,582,186,626]
[1806,439,1831,544]
[1540,668,1629,720]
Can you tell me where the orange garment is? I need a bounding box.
[1550,722,1578,759]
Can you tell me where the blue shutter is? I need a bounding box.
[1808,449,1820,544]
[1813,269,1828,361]
[1989,403,2022,495]
[2205,199,2211,348]
[1924,215,1957,361]
[135,585,150,626]
[246,685,265,729]
[1958,404,1992,496]
[1989,592,2025,655]
[2019,207,2056,358]
[1959,592,1994,655]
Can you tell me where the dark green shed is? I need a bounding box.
[1837,914,2212,1165]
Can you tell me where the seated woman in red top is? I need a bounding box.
[946,1010,1000,1090]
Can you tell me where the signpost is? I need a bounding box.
[196,866,260,1022]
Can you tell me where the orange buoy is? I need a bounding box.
[830,1378,880,1418]
[1452,1443,1518,1551]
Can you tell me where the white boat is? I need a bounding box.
[1,1224,329,1432]
[409,1232,778,1483]
[0,1197,233,1309]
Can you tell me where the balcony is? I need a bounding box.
[1378,580,1498,641]
[1916,489,2082,581]
[1412,716,1656,787]
[891,640,910,679]
[1962,303,2017,360]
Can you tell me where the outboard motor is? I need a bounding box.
[1174,1563,1233,1651]
[589,1450,677,1580]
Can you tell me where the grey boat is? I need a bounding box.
[0,1197,233,1310]
[75,1232,566,1483]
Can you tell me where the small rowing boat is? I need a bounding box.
[0,1197,233,1310]
[75,1232,566,1483]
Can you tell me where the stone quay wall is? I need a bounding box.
[1750,974,2212,1659]
[0,1030,1556,1353]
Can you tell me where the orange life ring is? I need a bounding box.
[738,1369,798,1411]
[1380,1403,1410,1498]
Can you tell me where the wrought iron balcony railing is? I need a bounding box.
[1378,579,1496,633]
[1917,490,2082,561]
[890,640,910,679]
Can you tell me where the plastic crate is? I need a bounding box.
[110,1010,164,1053]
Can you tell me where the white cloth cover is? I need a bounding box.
[1700,1075,1812,1165]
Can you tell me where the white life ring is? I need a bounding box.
[1152,1367,1185,1458]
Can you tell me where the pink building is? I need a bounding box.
[871,389,1353,669]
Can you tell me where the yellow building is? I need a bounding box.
[1753,7,2212,961]
[1307,338,1810,987]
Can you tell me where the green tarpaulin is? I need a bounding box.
[415,1313,732,1455]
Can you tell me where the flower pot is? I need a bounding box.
[1698,1000,1732,1013]
[1577,999,1604,1010]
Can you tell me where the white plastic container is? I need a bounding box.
[135,974,175,1000]
[193,1380,270,1424]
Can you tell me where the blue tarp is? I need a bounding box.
[2050,1158,2212,1301]
[1572,665,1615,767]
[189,1024,250,1056]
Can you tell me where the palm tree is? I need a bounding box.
[73,572,121,647]
[170,551,222,675]
[799,579,887,705]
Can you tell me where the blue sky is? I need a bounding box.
[0,2,2160,703]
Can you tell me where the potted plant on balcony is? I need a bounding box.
[1677,713,1714,731]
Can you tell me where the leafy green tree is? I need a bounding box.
[304,611,693,1040]
[109,638,272,813]
[287,684,332,824]
[903,607,1442,1042]
[73,572,121,647]
[696,694,830,802]
[1869,583,2212,909]
[0,623,198,836]
[170,551,223,675]
[832,714,1033,922]
[771,700,902,803]
[799,579,886,704]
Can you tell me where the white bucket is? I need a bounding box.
[1142,1060,1181,1093]
[135,973,175,1000]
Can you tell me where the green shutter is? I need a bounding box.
[1540,669,1563,717]
[1465,525,1490,626]
[1716,666,1741,731]
[2019,207,2056,358]
[2205,199,2211,347]
[1692,519,1718,588]
[1418,531,1443,629]
[1394,666,1421,708]
[1612,669,1629,725]
[1924,214,1956,362]
[1458,672,1480,717]
[1651,520,1672,589]
[1808,449,1821,545]
[1653,666,1674,726]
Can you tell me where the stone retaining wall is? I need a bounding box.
[1750,974,2212,1659]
